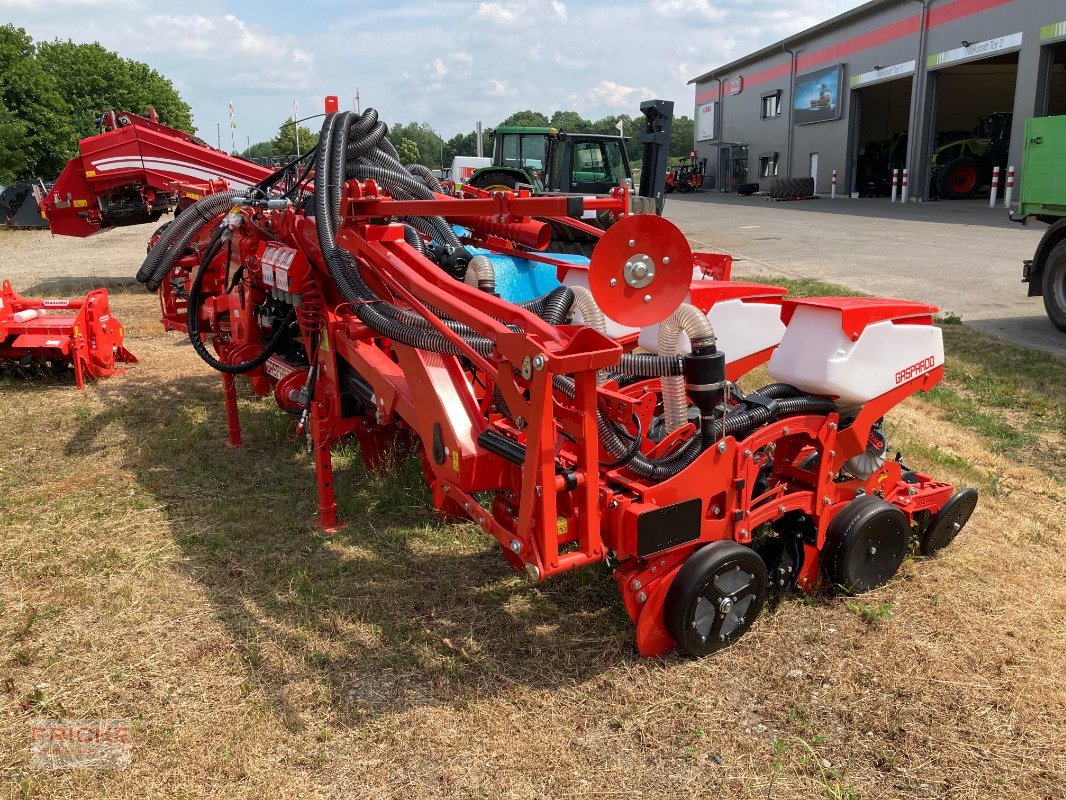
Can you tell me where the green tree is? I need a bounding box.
[395,139,419,164]
[670,115,695,158]
[442,131,477,165]
[387,121,444,168]
[271,117,318,157]
[0,25,73,180]
[36,39,193,145]
[497,110,550,127]
[550,110,591,133]
[241,140,274,161]
[0,102,29,183]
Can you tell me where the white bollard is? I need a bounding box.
[989,165,1000,208]
[901,169,909,203]
[831,169,837,199]
[1003,166,1015,209]
[891,168,899,203]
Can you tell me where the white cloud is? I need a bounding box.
[476,0,567,27]
[1,0,863,144]
[583,80,656,107]
[652,0,726,24]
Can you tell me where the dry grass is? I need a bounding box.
[1,271,1065,797]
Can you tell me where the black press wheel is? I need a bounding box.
[920,487,979,556]
[822,495,908,594]
[1041,241,1066,333]
[664,541,767,657]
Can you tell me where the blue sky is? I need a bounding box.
[1,0,860,145]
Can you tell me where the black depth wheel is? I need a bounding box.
[920,487,978,556]
[664,541,767,657]
[822,495,908,594]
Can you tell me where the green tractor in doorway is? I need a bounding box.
[467,126,633,254]
[931,112,1012,199]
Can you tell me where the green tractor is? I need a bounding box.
[467,126,633,254]
[931,112,1012,199]
[468,126,632,195]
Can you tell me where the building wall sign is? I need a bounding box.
[728,76,743,95]
[849,60,916,88]
[927,31,1023,68]
[696,102,716,141]
[1041,20,1066,42]
[793,64,844,125]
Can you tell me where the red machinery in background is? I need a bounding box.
[0,280,136,388]
[135,106,978,658]
[42,108,273,238]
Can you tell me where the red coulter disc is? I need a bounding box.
[588,215,693,327]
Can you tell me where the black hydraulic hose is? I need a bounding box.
[138,190,239,290]
[600,413,644,469]
[329,110,351,229]
[554,374,837,480]
[407,163,444,193]
[254,148,316,195]
[185,226,295,374]
[754,382,802,399]
[403,224,427,255]
[538,286,575,326]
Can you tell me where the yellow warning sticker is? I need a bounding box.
[185,192,201,200]
[556,517,568,534]
[319,323,330,352]
[73,199,88,208]
[452,451,460,471]
[85,170,96,177]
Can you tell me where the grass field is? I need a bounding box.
[1,276,1064,798]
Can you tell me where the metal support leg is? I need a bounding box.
[311,400,343,533]
[221,373,242,447]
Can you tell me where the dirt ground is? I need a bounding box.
[1,227,1064,799]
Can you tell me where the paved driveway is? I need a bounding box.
[663,192,1064,359]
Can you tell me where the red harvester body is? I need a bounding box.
[42,109,273,238]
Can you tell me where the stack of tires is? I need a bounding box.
[767,177,815,200]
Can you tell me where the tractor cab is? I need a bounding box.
[493,126,552,189]
[471,125,631,194]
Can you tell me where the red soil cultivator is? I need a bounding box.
[0,281,136,388]
[135,107,978,657]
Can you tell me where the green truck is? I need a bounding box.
[1016,115,1066,332]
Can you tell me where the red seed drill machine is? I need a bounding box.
[133,106,978,657]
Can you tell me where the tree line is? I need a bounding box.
[0,25,193,183]
[244,110,697,169]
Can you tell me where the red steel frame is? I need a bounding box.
[154,181,959,656]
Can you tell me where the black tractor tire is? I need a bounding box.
[936,157,982,199]
[1041,241,1066,333]
[469,171,520,191]
[768,177,814,199]
[663,541,768,657]
[664,180,675,194]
